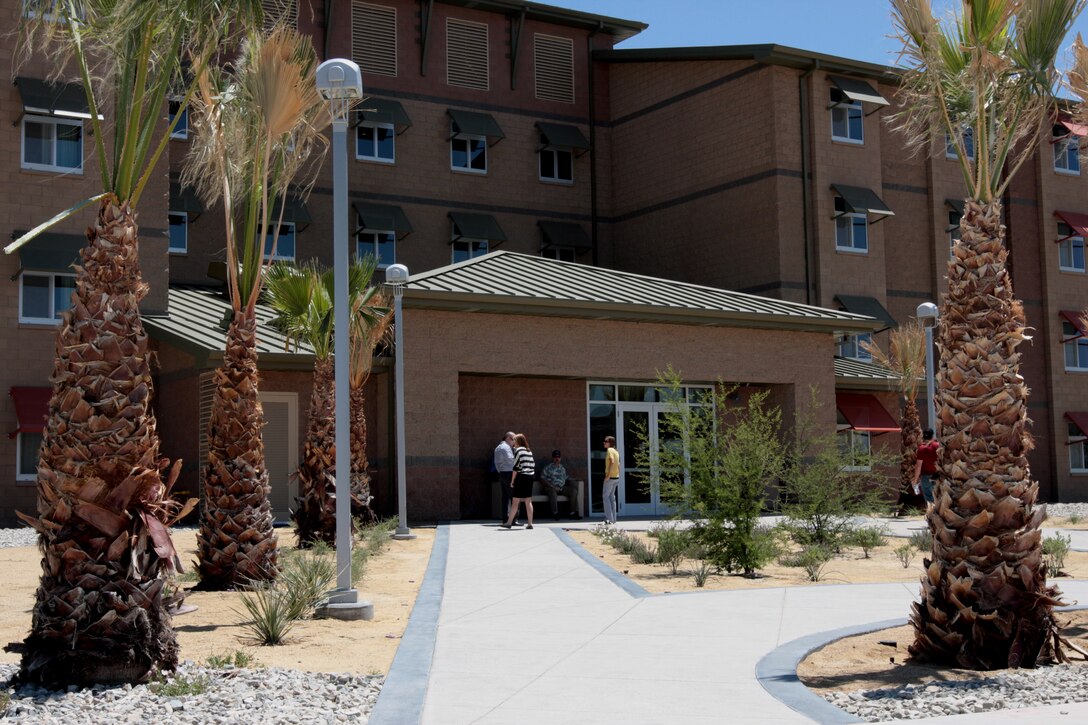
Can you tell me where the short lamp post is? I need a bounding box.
[917,302,940,435]
[385,263,415,540]
[315,58,371,620]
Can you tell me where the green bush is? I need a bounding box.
[654,524,690,574]
[909,528,933,553]
[1069,513,1082,525]
[1043,533,1072,575]
[237,581,296,645]
[204,650,257,668]
[692,559,714,587]
[151,672,210,697]
[628,537,657,565]
[279,549,336,621]
[847,526,889,558]
[894,543,916,569]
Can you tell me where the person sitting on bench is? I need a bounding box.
[539,450,581,520]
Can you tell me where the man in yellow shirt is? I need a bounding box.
[603,436,620,524]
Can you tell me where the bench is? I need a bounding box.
[491,479,584,519]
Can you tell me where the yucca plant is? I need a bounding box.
[891,0,1081,668]
[184,26,330,588]
[4,0,259,686]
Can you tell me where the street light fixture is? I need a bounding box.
[315,58,371,620]
[385,263,415,540]
[917,302,939,436]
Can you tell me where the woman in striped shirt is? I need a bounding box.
[502,433,536,529]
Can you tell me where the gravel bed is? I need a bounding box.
[0,662,383,724]
[822,663,1088,721]
[1047,502,1088,520]
[0,528,37,549]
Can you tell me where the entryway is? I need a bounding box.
[259,391,298,523]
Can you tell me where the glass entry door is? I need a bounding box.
[616,404,672,517]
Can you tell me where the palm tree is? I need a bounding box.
[890,0,1081,668]
[863,322,927,514]
[3,0,258,686]
[182,26,329,588]
[264,258,387,544]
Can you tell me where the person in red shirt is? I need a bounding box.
[912,429,940,510]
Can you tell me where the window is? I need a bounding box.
[949,210,962,258]
[20,272,76,324]
[834,196,868,252]
[830,89,862,143]
[838,428,872,471]
[22,115,82,173]
[357,230,395,269]
[837,332,873,361]
[542,246,576,262]
[168,211,188,253]
[539,144,572,183]
[356,122,394,163]
[452,239,488,263]
[451,132,487,173]
[169,100,188,140]
[1065,321,1088,370]
[1054,128,1081,175]
[1058,222,1086,273]
[262,222,296,260]
[1070,422,1088,473]
[945,127,975,160]
[16,431,43,481]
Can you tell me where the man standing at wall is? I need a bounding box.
[494,431,518,525]
[603,436,620,524]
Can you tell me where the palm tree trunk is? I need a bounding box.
[909,199,1063,669]
[349,385,375,523]
[196,309,278,588]
[18,198,180,686]
[293,357,337,547]
[896,400,925,514]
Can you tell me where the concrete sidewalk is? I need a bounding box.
[373,521,1088,725]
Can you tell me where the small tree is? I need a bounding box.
[640,368,784,577]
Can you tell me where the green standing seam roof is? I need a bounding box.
[828,75,889,107]
[15,76,101,120]
[403,251,883,333]
[536,122,590,151]
[355,202,414,237]
[15,232,84,273]
[358,98,412,131]
[834,295,897,331]
[832,184,894,218]
[448,109,505,140]
[449,212,507,242]
[271,198,312,228]
[834,356,899,391]
[539,220,592,250]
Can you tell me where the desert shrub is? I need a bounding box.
[205,650,257,668]
[151,672,210,697]
[1,692,9,716]
[780,545,832,579]
[237,581,296,645]
[654,524,690,574]
[280,548,336,620]
[847,526,889,558]
[692,559,714,587]
[591,522,623,546]
[909,528,932,552]
[894,543,916,569]
[1069,513,1082,525]
[628,537,657,565]
[1043,533,1072,575]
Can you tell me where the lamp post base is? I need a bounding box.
[392,528,416,540]
[316,600,374,621]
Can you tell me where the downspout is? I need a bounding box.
[588,21,602,266]
[799,60,819,306]
[324,0,335,60]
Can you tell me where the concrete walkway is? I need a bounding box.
[372,520,1088,725]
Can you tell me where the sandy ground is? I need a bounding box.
[0,527,434,676]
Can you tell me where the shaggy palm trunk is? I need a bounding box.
[294,358,337,547]
[897,400,925,514]
[349,385,375,523]
[17,198,180,686]
[909,199,1063,669]
[196,311,278,588]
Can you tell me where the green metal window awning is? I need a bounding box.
[12,231,84,275]
[354,202,413,238]
[15,76,101,120]
[170,181,204,216]
[357,98,412,133]
[834,294,896,332]
[449,212,507,242]
[828,75,889,108]
[945,198,965,216]
[831,184,893,222]
[536,122,590,152]
[448,109,505,144]
[539,220,591,250]
[270,198,312,230]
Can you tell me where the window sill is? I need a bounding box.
[1064,367,1088,374]
[16,477,37,485]
[835,246,869,255]
[356,156,395,165]
[1058,266,1086,274]
[18,320,60,329]
[169,249,188,256]
[831,137,864,146]
[20,165,84,177]
[451,167,487,176]
[539,177,574,186]
[1054,168,1081,177]
[1070,469,1088,475]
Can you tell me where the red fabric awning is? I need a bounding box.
[9,386,50,439]
[836,392,900,433]
[1054,210,1088,240]
[1059,310,1088,342]
[1065,412,1088,442]
[1058,117,1088,139]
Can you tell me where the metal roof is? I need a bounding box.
[834,356,899,391]
[595,44,898,80]
[143,286,314,368]
[438,0,646,41]
[404,251,882,333]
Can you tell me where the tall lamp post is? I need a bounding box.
[917,302,939,435]
[386,264,415,540]
[315,58,371,620]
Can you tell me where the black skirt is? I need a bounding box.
[512,474,534,498]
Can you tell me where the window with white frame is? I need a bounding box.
[1059,221,1086,273]
[19,271,75,324]
[945,127,975,160]
[169,100,188,139]
[1064,321,1088,370]
[830,89,863,143]
[1070,422,1088,472]
[356,122,394,163]
[16,431,43,481]
[357,229,395,269]
[539,144,572,183]
[168,211,188,253]
[452,239,488,263]
[451,132,486,173]
[834,196,868,252]
[262,222,296,260]
[541,246,576,262]
[949,210,962,258]
[837,424,872,471]
[22,115,83,173]
[1054,128,1081,175]
[837,332,873,361]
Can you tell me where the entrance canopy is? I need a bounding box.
[835,392,899,433]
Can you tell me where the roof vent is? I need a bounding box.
[352,2,397,77]
[446,18,489,91]
[534,34,574,104]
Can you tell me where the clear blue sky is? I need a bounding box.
[545,0,1088,70]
